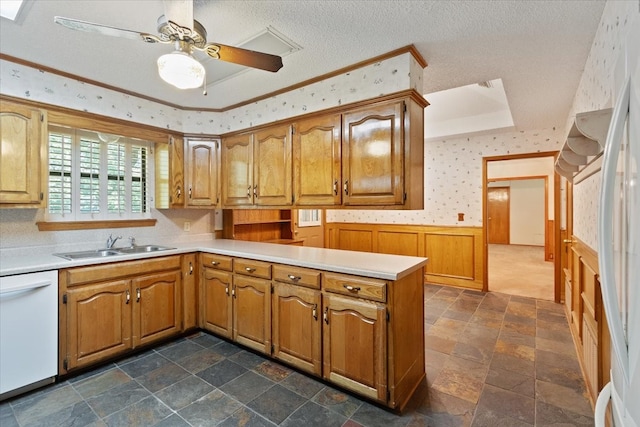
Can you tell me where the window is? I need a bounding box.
[297,209,322,227]
[47,126,153,221]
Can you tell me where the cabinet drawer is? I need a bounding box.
[273,265,321,289]
[323,272,387,302]
[201,253,233,271]
[235,258,272,279]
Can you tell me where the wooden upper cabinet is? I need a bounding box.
[253,124,292,206]
[155,135,185,208]
[0,100,47,207]
[222,133,254,207]
[185,138,220,207]
[293,114,342,206]
[342,101,404,206]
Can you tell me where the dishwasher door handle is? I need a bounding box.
[0,281,52,295]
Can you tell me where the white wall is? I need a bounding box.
[509,179,545,246]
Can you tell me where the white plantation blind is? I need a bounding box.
[47,126,152,221]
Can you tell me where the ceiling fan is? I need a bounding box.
[54,0,284,91]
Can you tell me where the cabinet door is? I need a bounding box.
[132,270,181,347]
[185,138,219,207]
[272,283,322,375]
[155,135,185,209]
[342,101,404,205]
[201,268,233,339]
[0,101,46,206]
[221,133,253,207]
[254,124,292,206]
[293,114,342,206]
[322,293,387,402]
[65,280,132,370]
[233,275,271,354]
[182,253,198,331]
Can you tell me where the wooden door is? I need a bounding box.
[221,133,253,206]
[0,102,46,206]
[487,187,510,244]
[65,280,132,370]
[132,270,181,347]
[185,138,219,207]
[293,114,341,206]
[200,269,233,338]
[342,101,404,206]
[233,275,271,354]
[155,135,185,208]
[322,294,387,402]
[272,283,322,375]
[254,124,292,206]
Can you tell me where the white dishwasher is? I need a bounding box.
[0,270,58,400]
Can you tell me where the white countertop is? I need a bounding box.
[0,239,428,281]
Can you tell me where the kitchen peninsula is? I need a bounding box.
[0,239,427,411]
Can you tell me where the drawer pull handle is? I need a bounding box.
[211,261,219,266]
[136,288,141,302]
[312,304,318,320]
[232,286,236,298]
[333,180,338,195]
[253,185,258,197]
[247,186,252,198]
[323,307,329,324]
[343,180,349,195]
[288,275,301,282]
[225,285,229,296]
[125,289,130,304]
[343,284,361,292]
[189,262,193,275]
[245,267,256,273]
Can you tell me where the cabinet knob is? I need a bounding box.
[343,284,361,293]
[136,288,141,302]
[312,304,318,320]
[247,186,252,198]
[288,274,301,282]
[245,267,256,273]
[125,289,130,304]
[211,261,219,266]
[323,307,329,324]
[189,262,193,275]
[343,180,349,195]
[225,285,229,296]
[563,239,574,244]
[189,187,192,198]
[176,187,181,199]
[333,180,338,195]
[253,185,258,198]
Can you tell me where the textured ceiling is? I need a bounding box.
[0,0,605,132]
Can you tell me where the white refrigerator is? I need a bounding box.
[595,13,640,427]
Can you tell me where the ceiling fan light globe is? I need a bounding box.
[157,51,205,89]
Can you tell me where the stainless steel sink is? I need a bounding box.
[54,249,123,260]
[54,245,175,260]
[117,245,175,254]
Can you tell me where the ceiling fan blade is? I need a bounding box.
[163,0,193,31]
[54,16,156,43]
[204,43,284,72]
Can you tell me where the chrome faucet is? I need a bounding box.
[128,236,136,247]
[106,234,122,249]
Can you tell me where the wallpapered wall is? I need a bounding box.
[326,127,563,226]
[567,0,638,251]
[0,52,418,135]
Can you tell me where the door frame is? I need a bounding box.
[482,151,561,302]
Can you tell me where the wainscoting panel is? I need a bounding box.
[325,223,483,290]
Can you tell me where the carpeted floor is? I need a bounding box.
[488,244,554,301]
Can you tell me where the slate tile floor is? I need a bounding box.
[0,284,594,426]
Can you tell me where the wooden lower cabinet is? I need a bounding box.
[322,293,387,402]
[65,280,132,370]
[59,256,183,374]
[233,275,271,353]
[199,256,424,411]
[272,283,322,375]
[132,271,182,347]
[200,268,233,339]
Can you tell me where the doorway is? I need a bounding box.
[482,152,561,302]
